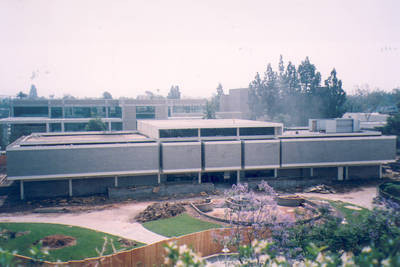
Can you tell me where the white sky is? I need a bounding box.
[0,0,399,98]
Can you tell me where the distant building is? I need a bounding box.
[342,112,389,130]
[0,98,206,149]
[5,118,396,200]
[217,88,250,119]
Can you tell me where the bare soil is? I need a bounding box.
[35,234,77,250]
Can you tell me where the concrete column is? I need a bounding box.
[157,173,161,184]
[68,179,73,197]
[274,169,278,178]
[198,172,201,184]
[337,167,344,181]
[20,180,24,200]
[310,168,314,177]
[108,121,111,131]
[46,123,50,133]
[345,166,349,180]
[379,165,382,179]
[237,170,240,184]
[114,176,118,187]
[61,122,65,132]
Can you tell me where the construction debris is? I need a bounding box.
[304,184,336,194]
[135,202,185,223]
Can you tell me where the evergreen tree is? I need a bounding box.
[85,118,107,131]
[28,84,38,98]
[102,91,113,99]
[322,68,346,118]
[203,100,216,119]
[167,86,181,99]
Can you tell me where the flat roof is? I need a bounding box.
[138,119,283,129]
[15,132,150,147]
[281,129,382,138]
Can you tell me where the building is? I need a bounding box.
[218,88,251,119]
[0,98,207,149]
[5,118,396,200]
[342,112,389,130]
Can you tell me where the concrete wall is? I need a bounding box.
[243,140,279,169]
[281,136,396,167]
[203,141,241,171]
[162,142,201,173]
[72,177,114,196]
[122,105,137,130]
[118,175,158,187]
[7,143,159,179]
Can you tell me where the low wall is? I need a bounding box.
[247,177,336,191]
[108,183,215,200]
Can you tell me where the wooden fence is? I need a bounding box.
[13,228,253,267]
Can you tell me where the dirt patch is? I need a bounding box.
[135,202,185,223]
[118,238,139,248]
[35,234,77,250]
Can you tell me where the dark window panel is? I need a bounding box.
[239,127,274,136]
[159,128,198,138]
[200,128,236,137]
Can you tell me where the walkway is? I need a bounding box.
[0,201,167,244]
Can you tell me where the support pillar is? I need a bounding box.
[20,180,24,200]
[379,165,382,179]
[237,170,240,184]
[68,179,73,197]
[337,167,344,181]
[157,173,161,184]
[274,169,278,178]
[61,122,65,132]
[114,176,118,187]
[198,172,201,184]
[310,168,314,177]
[46,123,50,133]
[345,166,349,180]
[108,121,111,131]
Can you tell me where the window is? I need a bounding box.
[159,128,198,138]
[200,128,236,137]
[50,107,62,118]
[49,123,62,132]
[64,123,87,132]
[136,106,155,119]
[111,122,123,131]
[239,127,274,136]
[108,106,122,118]
[64,107,107,118]
[13,106,48,117]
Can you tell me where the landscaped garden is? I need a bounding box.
[0,222,145,262]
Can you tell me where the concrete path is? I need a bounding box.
[298,185,378,209]
[0,201,167,244]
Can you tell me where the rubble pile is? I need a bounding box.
[135,202,185,223]
[304,184,336,194]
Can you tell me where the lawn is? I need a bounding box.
[142,213,222,237]
[322,199,370,224]
[0,222,145,262]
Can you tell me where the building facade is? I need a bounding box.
[0,98,206,149]
[5,118,396,200]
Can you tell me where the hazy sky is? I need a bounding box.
[0,0,399,98]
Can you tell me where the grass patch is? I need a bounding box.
[142,213,222,237]
[0,222,145,262]
[324,200,370,224]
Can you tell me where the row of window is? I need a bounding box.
[13,106,122,118]
[159,127,275,138]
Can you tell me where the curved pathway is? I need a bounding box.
[0,201,167,244]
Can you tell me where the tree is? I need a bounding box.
[28,84,38,99]
[63,94,76,100]
[167,86,181,99]
[321,68,346,118]
[102,91,113,99]
[203,100,216,119]
[16,91,27,99]
[212,83,224,112]
[85,118,107,131]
